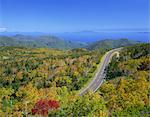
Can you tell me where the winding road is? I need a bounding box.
[80,48,122,95]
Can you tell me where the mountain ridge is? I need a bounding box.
[86,38,142,50]
[0,35,87,49]
[0,35,143,50]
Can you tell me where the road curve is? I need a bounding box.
[80,48,122,95]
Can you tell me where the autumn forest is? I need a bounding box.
[0,43,149,116]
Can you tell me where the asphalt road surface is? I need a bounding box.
[80,48,122,95]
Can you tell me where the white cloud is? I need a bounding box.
[0,28,7,32]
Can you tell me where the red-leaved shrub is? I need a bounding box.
[32,99,60,116]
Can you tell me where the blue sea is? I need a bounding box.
[55,31,150,43]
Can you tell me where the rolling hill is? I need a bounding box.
[0,35,87,49]
[86,38,141,50]
[0,35,142,50]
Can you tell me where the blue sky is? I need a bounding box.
[0,0,149,32]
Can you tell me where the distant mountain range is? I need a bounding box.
[0,34,143,50]
[0,31,149,42]
[0,35,87,49]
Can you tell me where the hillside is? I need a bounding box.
[87,38,141,50]
[0,44,149,116]
[0,46,107,116]
[0,35,142,50]
[99,43,150,116]
[0,35,86,49]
